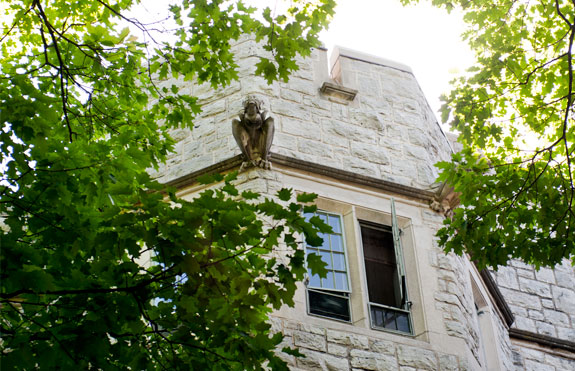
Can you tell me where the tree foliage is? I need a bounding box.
[0,0,335,368]
[405,0,575,268]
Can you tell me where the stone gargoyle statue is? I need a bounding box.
[232,96,275,171]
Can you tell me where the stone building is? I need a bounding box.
[152,37,575,370]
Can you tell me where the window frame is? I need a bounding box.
[304,210,353,323]
[359,198,414,335]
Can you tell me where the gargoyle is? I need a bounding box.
[232,96,275,171]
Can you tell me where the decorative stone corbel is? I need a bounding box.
[430,182,460,218]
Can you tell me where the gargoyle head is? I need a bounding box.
[242,96,263,116]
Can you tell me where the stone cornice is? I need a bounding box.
[163,153,439,204]
[509,328,575,354]
[270,153,437,203]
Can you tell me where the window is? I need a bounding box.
[360,199,412,334]
[304,211,351,322]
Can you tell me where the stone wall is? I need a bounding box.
[270,317,465,371]
[152,38,453,191]
[494,259,575,343]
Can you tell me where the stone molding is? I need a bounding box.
[509,328,575,353]
[163,153,438,203]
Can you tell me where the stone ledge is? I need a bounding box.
[509,328,575,353]
[162,153,438,204]
[320,82,357,102]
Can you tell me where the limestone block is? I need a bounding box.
[500,288,542,310]
[294,330,327,352]
[552,286,575,314]
[534,267,556,284]
[518,277,552,298]
[555,267,575,289]
[348,110,384,131]
[397,345,437,370]
[298,138,334,159]
[434,292,461,306]
[274,132,299,151]
[272,99,312,121]
[438,354,459,371]
[240,76,280,97]
[390,158,418,178]
[322,132,351,149]
[541,298,555,309]
[527,309,544,321]
[282,78,316,96]
[543,309,570,326]
[393,111,420,127]
[557,326,575,342]
[326,330,369,350]
[386,124,408,141]
[417,162,438,185]
[404,145,429,161]
[444,320,467,338]
[524,359,554,371]
[298,323,326,336]
[349,350,396,371]
[342,157,380,177]
[519,347,545,362]
[369,339,395,356]
[513,316,537,332]
[357,74,380,97]
[350,142,390,165]
[282,117,321,140]
[296,348,324,370]
[495,267,519,290]
[535,320,556,337]
[323,353,350,371]
[280,88,303,103]
[331,103,349,121]
[323,119,376,144]
[545,353,575,371]
[328,343,348,358]
[303,96,331,112]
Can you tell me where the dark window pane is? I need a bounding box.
[396,312,411,333]
[370,305,411,334]
[361,224,399,307]
[308,290,350,322]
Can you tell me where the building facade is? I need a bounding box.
[152,37,575,370]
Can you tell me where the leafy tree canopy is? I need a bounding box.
[0,0,335,369]
[404,0,575,268]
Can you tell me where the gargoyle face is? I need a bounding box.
[245,102,259,116]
